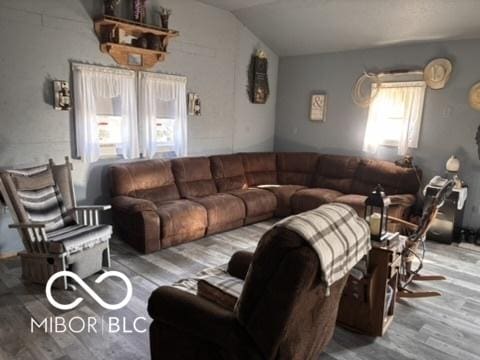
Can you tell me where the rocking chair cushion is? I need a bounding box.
[47,224,112,254]
[17,184,75,232]
[8,165,54,191]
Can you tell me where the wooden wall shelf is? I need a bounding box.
[94,15,179,69]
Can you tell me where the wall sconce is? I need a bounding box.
[53,80,71,111]
[187,93,201,116]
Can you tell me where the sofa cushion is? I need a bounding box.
[334,194,368,216]
[313,155,360,194]
[351,159,420,196]
[229,188,276,219]
[155,199,207,246]
[189,193,245,233]
[291,188,343,214]
[197,275,243,312]
[172,157,218,198]
[258,185,306,217]
[110,159,180,203]
[241,153,277,186]
[277,152,319,186]
[210,154,248,192]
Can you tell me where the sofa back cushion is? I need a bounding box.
[241,153,278,186]
[210,154,248,192]
[277,152,319,186]
[110,160,180,203]
[351,159,420,195]
[171,157,218,197]
[313,155,360,193]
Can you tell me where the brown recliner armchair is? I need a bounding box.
[148,227,349,360]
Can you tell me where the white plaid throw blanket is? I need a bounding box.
[273,203,371,292]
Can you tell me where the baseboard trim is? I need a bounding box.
[0,252,18,259]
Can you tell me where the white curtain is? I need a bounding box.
[73,64,139,162]
[139,72,188,158]
[363,81,426,155]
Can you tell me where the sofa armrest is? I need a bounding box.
[388,194,416,208]
[148,286,238,346]
[111,196,157,213]
[111,195,161,253]
[227,251,254,280]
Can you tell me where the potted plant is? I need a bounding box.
[157,7,172,29]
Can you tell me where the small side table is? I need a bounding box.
[337,236,404,336]
[424,185,467,244]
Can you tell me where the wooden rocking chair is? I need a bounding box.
[389,179,455,299]
[0,157,112,290]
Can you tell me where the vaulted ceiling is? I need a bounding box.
[199,0,480,56]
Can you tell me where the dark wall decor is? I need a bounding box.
[104,0,120,16]
[476,125,480,160]
[248,50,269,104]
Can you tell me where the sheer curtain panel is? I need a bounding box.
[139,72,187,158]
[73,64,139,162]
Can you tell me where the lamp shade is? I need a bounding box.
[446,156,460,173]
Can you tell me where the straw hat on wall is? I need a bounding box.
[424,58,452,90]
[469,82,480,111]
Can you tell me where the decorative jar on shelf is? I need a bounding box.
[145,33,163,51]
[133,0,146,23]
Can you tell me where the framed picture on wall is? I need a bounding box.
[127,53,143,67]
[310,93,327,122]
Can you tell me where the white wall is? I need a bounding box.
[0,0,278,254]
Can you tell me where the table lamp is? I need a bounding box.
[445,155,462,188]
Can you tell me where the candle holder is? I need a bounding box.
[364,184,390,241]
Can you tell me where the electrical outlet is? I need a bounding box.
[442,105,452,118]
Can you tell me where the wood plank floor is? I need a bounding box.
[0,220,479,360]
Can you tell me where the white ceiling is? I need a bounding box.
[199,0,480,56]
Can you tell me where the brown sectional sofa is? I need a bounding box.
[110,152,420,254]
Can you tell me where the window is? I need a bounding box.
[73,64,187,162]
[363,81,426,155]
[95,96,123,157]
[138,72,187,159]
[154,99,176,152]
[73,64,139,162]
[154,118,175,146]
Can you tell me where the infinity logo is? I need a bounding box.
[46,271,133,311]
